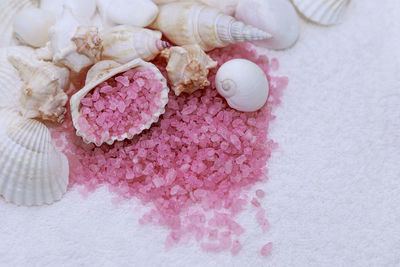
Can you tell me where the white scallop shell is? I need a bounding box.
[0,110,69,206]
[0,0,39,48]
[101,25,170,64]
[236,0,300,50]
[162,45,217,96]
[291,0,350,25]
[151,2,271,51]
[70,59,170,146]
[215,59,269,112]
[97,0,159,28]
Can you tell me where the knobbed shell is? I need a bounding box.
[8,50,70,123]
[0,110,69,206]
[70,59,169,146]
[101,25,170,64]
[151,2,271,51]
[236,0,300,50]
[48,7,100,72]
[13,7,56,48]
[97,0,159,28]
[291,0,350,25]
[0,0,39,47]
[215,59,269,112]
[161,45,218,96]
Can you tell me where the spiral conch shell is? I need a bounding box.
[8,50,70,123]
[161,44,217,96]
[70,59,169,146]
[0,110,69,206]
[101,25,170,64]
[151,2,271,51]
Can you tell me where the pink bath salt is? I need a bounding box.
[251,198,261,207]
[256,189,265,198]
[78,68,164,144]
[52,43,287,255]
[261,242,273,257]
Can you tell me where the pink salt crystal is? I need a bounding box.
[256,189,265,198]
[231,240,242,255]
[261,242,273,256]
[201,242,220,252]
[251,198,261,207]
[115,75,130,87]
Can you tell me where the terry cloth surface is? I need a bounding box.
[0,1,399,266]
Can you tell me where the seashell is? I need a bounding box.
[70,59,169,146]
[101,25,170,64]
[0,110,69,206]
[40,0,97,19]
[150,2,272,52]
[49,7,99,73]
[291,0,349,25]
[13,7,56,48]
[198,0,239,16]
[161,44,217,96]
[0,0,39,47]
[8,52,70,123]
[71,26,103,62]
[235,0,300,50]
[215,59,269,112]
[97,0,159,28]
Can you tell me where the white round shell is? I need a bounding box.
[40,0,97,19]
[70,59,170,146]
[235,0,300,50]
[291,0,349,25]
[216,59,269,112]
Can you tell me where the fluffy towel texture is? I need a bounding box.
[0,1,399,266]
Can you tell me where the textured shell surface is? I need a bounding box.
[151,2,271,51]
[40,0,97,19]
[101,25,170,64]
[162,44,218,96]
[291,0,349,25]
[0,0,39,48]
[236,0,300,50]
[215,59,269,112]
[49,7,96,72]
[198,0,239,15]
[13,7,56,48]
[8,52,70,123]
[0,110,69,206]
[97,0,159,28]
[70,59,170,146]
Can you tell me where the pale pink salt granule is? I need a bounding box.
[51,43,288,255]
[78,69,163,144]
[261,242,273,257]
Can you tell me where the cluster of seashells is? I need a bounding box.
[0,0,350,206]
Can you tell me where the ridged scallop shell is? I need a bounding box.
[8,51,70,123]
[101,25,170,64]
[0,110,69,206]
[151,2,271,51]
[70,59,169,146]
[0,0,39,47]
[161,45,217,96]
[291,0,350,25]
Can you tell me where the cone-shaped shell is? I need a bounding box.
[101,25,170,64]
[0,0,39,47]
[291,0,349,25]
[151,2,271,51]
[0,110,69,206]
[70,59,169,146]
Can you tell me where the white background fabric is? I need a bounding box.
[0,1,399,266]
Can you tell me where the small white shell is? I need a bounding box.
[97,0,159,28]
[291,0,349,25]
[235,0,300,50]
[198,0,239,15]
[49,7,98,72]
[101,25,170,64]
[0,0,39,47]
[40,0,97,19]
[215,59,269,112]
[151,2,271,51]
[8,50,70,123]
[70,59,169,146]
[0,111,69,206]
[13,7,56,48]
[162,45,217,96]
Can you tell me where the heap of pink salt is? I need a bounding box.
[78,69,164,144]
[51,43,288,255]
